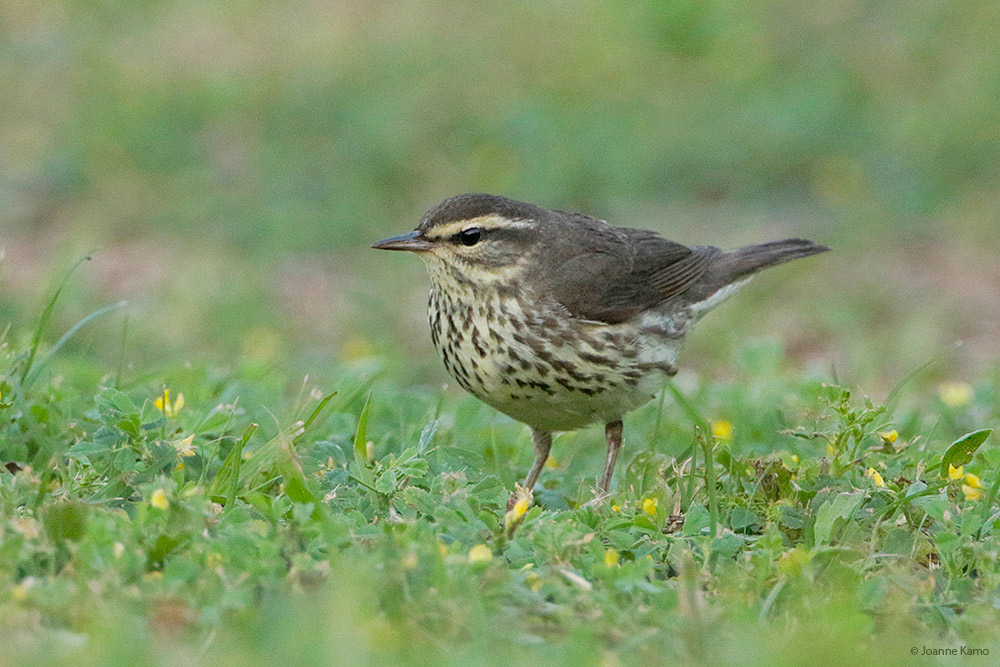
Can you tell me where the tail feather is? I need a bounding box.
[685,238,828,305]
[717,238,829,283]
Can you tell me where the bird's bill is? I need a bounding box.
[371,230,434,252]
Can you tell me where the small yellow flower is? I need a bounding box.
[604,548,619,568]
[879,430,898,444]
[790,454,799,464]
[867,467,885,487]
[826,443,836,457]
[544,457,559,469]
[711,420,734,441]
[964,472,983,489]
[962,485,983,501]
[150,488,170,510]
[611,504,621,513]
[525,571,541,591]
[172,434,196,457]
[938,382,974,408]
[437,541,449,558]
[143,571,163,582]
[948,464,964,480]
[642,497,658,517]
[11,584,27,602]
[154,388,185,417]
[504,496,530,530]
[468,544,492,563]
[113,542,125,559]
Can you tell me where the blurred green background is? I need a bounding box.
[2,0,998,389]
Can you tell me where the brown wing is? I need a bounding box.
[540,226,720,324]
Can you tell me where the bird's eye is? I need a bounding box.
[456,227,484,246]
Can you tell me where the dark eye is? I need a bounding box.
[456,227,484,246]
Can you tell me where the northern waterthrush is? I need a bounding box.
[373,193,827,499]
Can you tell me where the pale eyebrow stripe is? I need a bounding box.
[424,215,535,238]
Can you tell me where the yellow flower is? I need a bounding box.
[150,488,170,510]
[504,496,531,530]
[154,388,184,417]
[604,548,619,568]
[948,464,964,480]
[790,454,799,464]
[826,443,836,457]
[642,497,658,517]
[711,420,734,441]
[938,382,974,408]
[611,504,621,513]
[172,434,196,457]
[468,544,492,563]
[964,472,983,489]
[11,584,27,602]
[867,467,885,487]
[544,457,559,469]
[962,485,983,501]
[879,430,898,444]
[525,571,541,591]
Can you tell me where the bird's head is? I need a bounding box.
[372,193,546,288]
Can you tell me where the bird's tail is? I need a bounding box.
[716,238,829,284]
[685,238,829,307]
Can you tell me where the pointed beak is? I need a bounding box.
[371,230,434,252]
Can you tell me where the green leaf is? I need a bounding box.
[279,444,318,504]
[683,504,711,536]
[417,420,439,453]
[352,393,375,488]
[711,532,746,560]
[814,493,862,545]
[728,506,758,532]
[779,505,805,530]
[395,447,429,479]
[42,502,90,542]
[293,391,337,446]
[940,429,992,477]
[66,441,113,459]
[374,467,398,495]
[208,422,257,501]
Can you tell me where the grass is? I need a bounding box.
[1,284,999,666]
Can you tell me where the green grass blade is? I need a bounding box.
[20,255,93,386]
[353,393,374,487]
[293,391,337,446]
[24,300,128,388]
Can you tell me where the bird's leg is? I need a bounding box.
[508,429,551,510]
[600,420,624,493]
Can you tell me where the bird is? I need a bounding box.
[373,193,827,502]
